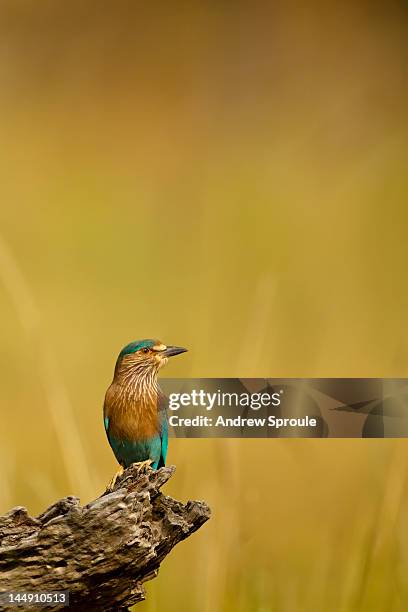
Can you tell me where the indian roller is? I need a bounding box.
[104,339,187,489]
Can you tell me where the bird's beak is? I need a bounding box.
[162,346,188,358]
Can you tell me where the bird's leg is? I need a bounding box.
[106,465,124,492]
[134,460,153,473]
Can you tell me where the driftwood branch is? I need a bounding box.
[0,465,210,611]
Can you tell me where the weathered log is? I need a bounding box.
[0,465,210,611]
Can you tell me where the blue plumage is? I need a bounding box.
[105,411,168,469]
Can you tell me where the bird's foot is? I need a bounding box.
[134,460,153,474]
[106,465,124,492]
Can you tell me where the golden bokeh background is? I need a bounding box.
[0,2,408,610]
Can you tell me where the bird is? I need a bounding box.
[103,339,187,489]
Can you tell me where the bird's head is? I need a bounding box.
[114,339,187,378]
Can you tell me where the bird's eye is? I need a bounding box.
[141,348,149,354]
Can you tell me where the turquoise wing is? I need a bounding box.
[107,435,162,469]
[104,408,167,470]
[158,410,168,468]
